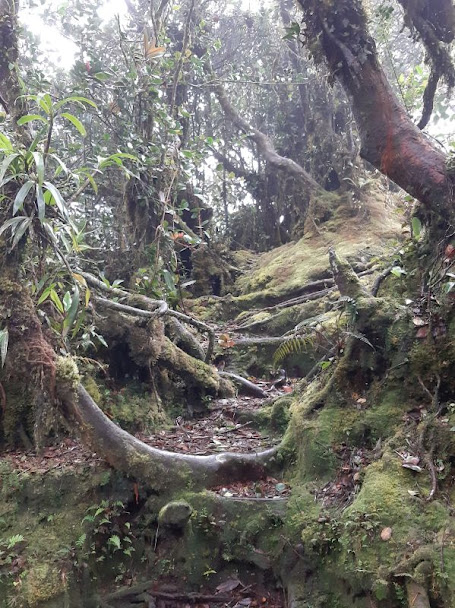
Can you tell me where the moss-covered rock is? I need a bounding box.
[158,500,193,528]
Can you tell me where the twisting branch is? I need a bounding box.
[212,80,323,196]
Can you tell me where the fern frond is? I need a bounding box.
[273,334,314,367]
[345,331,375,350]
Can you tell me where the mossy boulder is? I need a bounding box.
[158,500,193,528]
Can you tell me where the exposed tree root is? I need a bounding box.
[57,378,280,492]
[165,316,205,361]
[219,371,267,398]
[105,580,231,604]
[82,271,215,361]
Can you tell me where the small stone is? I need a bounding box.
[380,527,392,541]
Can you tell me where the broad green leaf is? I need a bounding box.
[17,114,47,126]
[63,291,72,312]
[11,217,32,249]
[391,266,407,277]
[36,184,45,220]
[72,273,87,288]
[32,152,45,184]
[93,72,111,82]
[63,285,80,337]
[13,180,34,214]
[0,153,20,185]
[61,112,86,136]
[0,133,13,152]
[411,217,422,240]
[108,535,121,550]
[55,96,98,110]
[0,328,8,367]
[162,269,176,292]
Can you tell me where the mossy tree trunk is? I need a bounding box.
[296,0,454,217]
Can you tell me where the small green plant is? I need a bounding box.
[0,534,27,584]
[80,500,136,564]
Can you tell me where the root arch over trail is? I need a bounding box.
[57,372,280,492]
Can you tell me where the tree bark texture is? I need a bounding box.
[296,0,453,216]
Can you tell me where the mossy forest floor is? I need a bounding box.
[6,194,449,608]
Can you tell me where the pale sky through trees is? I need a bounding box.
[21,0,263,71]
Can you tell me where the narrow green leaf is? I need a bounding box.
[55,96,98,110]
[28,124,48,153]
[0,328,9,367]
[85,172,98,194]
[13,180,34,214]
[0,153,20,185]
[17,114,47,125]
[411,217,422,240]
[0,216,28,238]
[36,184,45,220]
[38,93,53,115]
[32,152,45,184]
[37,284,55,305]
[11,217,32,249]
[41,219,57,244]
[112,152,138,161]
[50,289,64,314]
[61,112,86,137]
[43,181,68,220]
[65,287,80,332]
[49,154,69,176]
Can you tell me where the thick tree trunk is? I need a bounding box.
[296,0,452,215]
